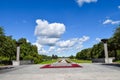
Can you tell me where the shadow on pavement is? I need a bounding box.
[102,63,120,67]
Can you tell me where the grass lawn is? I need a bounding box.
[71,59,92,63]
[0,64,5,66]
[39,59,58,64]
[114,60,120,63]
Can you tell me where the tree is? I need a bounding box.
[69,55,75,59]
[76,48,92,60]
[107,26,120,60]
[0,36,16,60]
[91,43,104,59]
[0,27,5,36]
[52,54,58,59]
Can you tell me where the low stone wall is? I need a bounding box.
[0,60,12,65]
[20,60,34,65]
[92,58,114,63]
[92,58,105,63]
[12,60,34,66]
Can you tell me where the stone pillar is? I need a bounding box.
[16,46,20,61]
[101,39,109,63]
[12,42,22,66]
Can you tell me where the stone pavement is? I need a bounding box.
[0,63,120,80]
[51,59,72,66]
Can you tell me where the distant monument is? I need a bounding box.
[101,39,109,63]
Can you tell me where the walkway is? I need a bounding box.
[0,63,120,80]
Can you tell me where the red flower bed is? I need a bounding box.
[40,64,82,69]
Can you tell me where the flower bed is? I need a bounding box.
[40,63,82,69]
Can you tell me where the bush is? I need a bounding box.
[0,57,9,61]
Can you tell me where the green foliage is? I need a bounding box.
[0,36,16,60]
[114,60,120,63]
[76,48,92,59]
[116,50,120,60]
[0,57,9,61]
[69,55,75,59]
[91,43,104,58]
[76,26,120,60]
[0,27,50,64]
[52,54,58,59]
[0,27,5,36]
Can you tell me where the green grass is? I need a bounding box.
[39,59,58,64]
[71,59,92,63]
[114,60,120,63]
[0,64,5,66]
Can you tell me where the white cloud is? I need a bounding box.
[36,37,59,46]
[56,48,67,52]
[48,46,55,52]
[103,19,120,25]
[55,36,90,53]
[34,19,66,54]
[118,6,120,9]
[96,38,101,42]
[34,19,66,46]
[33,42,47,54]
[34,19,90,55]
[79,36,90,42]
[35,19,65,38]
[33,42,42,51]
[76,45,83,50]
[57,36,90,48]
[76,0,97,6]
[56,38,77,48]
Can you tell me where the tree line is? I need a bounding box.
[76,25,120,60]
[0,27,55,64]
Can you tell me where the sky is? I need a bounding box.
[0,0,120,57]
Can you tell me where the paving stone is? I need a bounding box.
[0,63,120,80]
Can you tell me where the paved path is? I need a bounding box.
[51,59,72,66]
[0,63,120,80]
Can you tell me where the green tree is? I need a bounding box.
[0,27,5,36]
[69,55,75,59]
[91,43,104,59]
[76,48,92,60]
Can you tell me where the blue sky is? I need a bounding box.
[0,0,120,57]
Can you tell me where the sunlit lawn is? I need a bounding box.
[71,59,92,63]
[39,59,58,64]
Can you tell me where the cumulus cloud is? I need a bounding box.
[55,36,89,53]
[57,36,90,48]
[56,48,68,52]
[48,46,55,52]
[96,38,101,42]
[36,37,59,46]
[76,0,98,6]
[34,19,90,55]
[103,19,120,25]
[56,38,77,48]
[33,42,47,54]
[34,19,66,46]
[35,19,65,38]
[79,36,90,42]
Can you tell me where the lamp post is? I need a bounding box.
[101,39,109,63]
